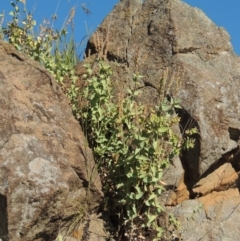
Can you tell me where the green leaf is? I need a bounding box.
[129,192,135,199]
[15,6,19,12]
[161,103,171,111]
[158,127,169,133]
[134,186,144,199]
[127,89,133,95]
[147,214,157,225]
[116,183,124,189]
[148,192,157,201]
[152,140,159,150]
[139,155,149,161]
[174,104,181,109]
[132,204,137,216]
[145,200,150,206]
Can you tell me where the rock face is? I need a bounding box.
[0,41,105,241]
[78,0,240,239]
[174,189,240,241]
[86,0,240,183]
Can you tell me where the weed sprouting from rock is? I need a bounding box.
[80,62,196,240]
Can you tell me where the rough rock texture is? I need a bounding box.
[63,213,113,241]
[85,0,240,185]
[193,163,238,196]
[0,41,106,241]
[77,0,240,239]
[174,189,240,241]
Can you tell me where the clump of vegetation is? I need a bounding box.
[1,1,197,240]
[80,62,196,240]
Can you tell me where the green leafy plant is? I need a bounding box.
[81,61,197,240]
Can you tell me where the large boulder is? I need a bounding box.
[77,0,240,239]
[0,41,105,241]
[85,0,240,185]
[81,0,240,186]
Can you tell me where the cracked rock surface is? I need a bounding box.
[85,0,240,181]
[0,41,104,241]
[76,0,240,240]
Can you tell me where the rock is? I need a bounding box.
[84,0,240,187]
[62,213,112,241]
[193,163,238,196]
[199,188,239,217]
[161,157,186,205]
[173,199,207,240]
[0,41,103,241]
[173,189,240,241]
[165,173,190,206]
[87,213,113,241]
